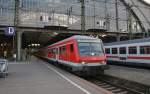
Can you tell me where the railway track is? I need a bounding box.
[83,74,150,94]
[42,59,150,94]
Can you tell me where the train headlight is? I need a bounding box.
[82,62,86,64]
[101,61,106,64]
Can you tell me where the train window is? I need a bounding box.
[48,17,51,21]
[40,16,43,21]
[62,46,66,53]
[119,47,126,54]
[50,49,52,54]
[51,49,53,54]
[54,49,56,54]
[70,44,74,52]
[49,49,52,54]
[55,48,58,54]
[59,47,62,54]
[112,48,118,54]
[105,48,110,54]
[52,49,54,54]
[140,46,150,54]
[129,47,137,54]
[52,48,57,54]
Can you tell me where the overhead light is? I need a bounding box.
[31,44,34,46]
[143,0,150,4]
[53,32,58,35]
[101,34,106,37]
[37,44,40,46]
[1,44,3,47]
[4,43,7,46]
[29,44,40,47]
[35,44,38,47]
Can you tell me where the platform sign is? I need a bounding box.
[4,27,15,36]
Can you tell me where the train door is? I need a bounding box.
[65,44,74,62]
[66,45,69,61]
[70,44,75,62]
[56,48,59,61]
[66,44,73,62]
[119,47,127,62]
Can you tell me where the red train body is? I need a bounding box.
[37,35,108,74]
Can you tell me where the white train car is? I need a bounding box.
[104,38,150,67]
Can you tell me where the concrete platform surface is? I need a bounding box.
[0,57,112,94]
[105,65,150,85]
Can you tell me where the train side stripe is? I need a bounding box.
[128,56,150,60]
[107,55,150,60]
[106,56,119,58]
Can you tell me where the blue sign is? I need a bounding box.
[5,27,15,36]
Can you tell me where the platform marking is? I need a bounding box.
[8,63,29,65]
[44,63,91,94]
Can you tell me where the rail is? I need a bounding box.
[83,74,150,94]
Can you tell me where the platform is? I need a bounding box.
[0,57,112,94]
[105,65,150,86]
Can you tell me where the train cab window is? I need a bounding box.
[78,42,103,56]
[129,46,137,54]
[70,44,74,52]
[140,46,150,54]
[105,48,110,54]
[112,48,118,54]
[119,47,126,54]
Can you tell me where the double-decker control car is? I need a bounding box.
[36,35,108,75]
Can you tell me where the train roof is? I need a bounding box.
[44,33,101,47]
[70,35,99,40]
[104,37,150,46]
[47,35,100,46]
[50,35,100,46]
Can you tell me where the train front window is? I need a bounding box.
[78,42,103,56]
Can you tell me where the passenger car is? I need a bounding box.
[104,38,150,67]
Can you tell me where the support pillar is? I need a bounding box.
[80,0,86,33]
[17,31,22,61]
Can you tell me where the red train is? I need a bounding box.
[36,35,108,75]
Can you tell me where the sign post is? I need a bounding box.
[4,27,16,60]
